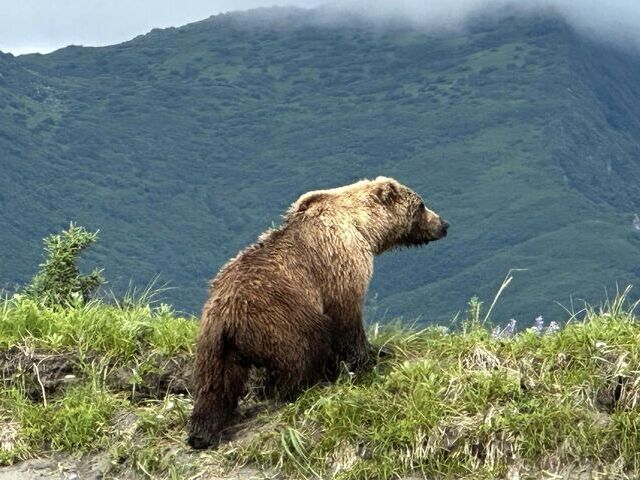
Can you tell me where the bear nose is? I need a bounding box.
[440,220,449,237]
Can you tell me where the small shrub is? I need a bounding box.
[26,223,105,306]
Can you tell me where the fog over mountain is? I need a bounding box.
[326,0,640,52]
[2,0,640,55]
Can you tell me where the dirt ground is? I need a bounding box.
[0,455,267,480]
[0,454,107,480]
[0,347,193,402]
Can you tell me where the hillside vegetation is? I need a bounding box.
[1,8,640,321]
[2,288,640,479]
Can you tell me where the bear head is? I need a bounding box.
[288,176,448,254]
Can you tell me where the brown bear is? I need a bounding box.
[188,176,448,449]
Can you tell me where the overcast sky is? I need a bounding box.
[0,1,322,55]
[2,0,640,55]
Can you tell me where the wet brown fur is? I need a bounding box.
[188,177,448,449]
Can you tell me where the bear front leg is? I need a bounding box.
[329,304,374,374]
[348,324,376,372]
[265,327,332,400]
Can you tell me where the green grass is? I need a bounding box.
[1,384,122,458]
[0,294,197,358]
[2,289,640,478]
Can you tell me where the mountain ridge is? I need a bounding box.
[1,7,640,321]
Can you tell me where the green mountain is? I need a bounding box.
[1,7,640,323]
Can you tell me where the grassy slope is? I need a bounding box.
[1,9,640,322]
[2,293,640,479]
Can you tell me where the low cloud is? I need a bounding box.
[320,0,640,52]
[2,0,639,55]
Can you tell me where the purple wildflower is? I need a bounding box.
[492,318,517,339]
[505,319,517,338]
[545,321,560,335]
[492,325,501,339]
[533,315,544,335]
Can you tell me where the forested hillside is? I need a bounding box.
[1,7,640,322]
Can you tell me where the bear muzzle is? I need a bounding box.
[425,219,448,241]
[438,219,449,238]
[401,215,448,246]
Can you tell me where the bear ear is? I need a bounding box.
[289,191,330,214]
[373,181,400,205]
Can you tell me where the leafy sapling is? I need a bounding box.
[26,223,105,306]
